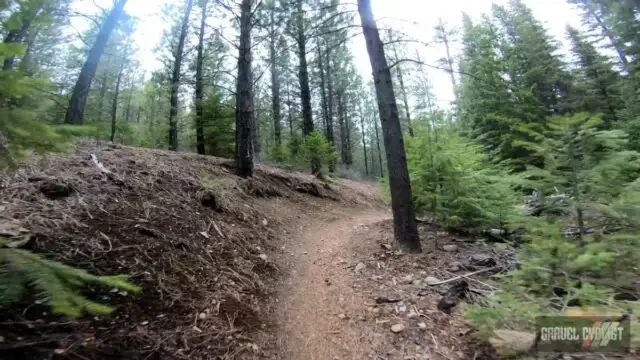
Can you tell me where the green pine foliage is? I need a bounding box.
[0,237,140,318]
[465,113,640,340]
[406,123,518,230]
[300,131,338,174]
[0,43,69,168]
[201,92,235,157]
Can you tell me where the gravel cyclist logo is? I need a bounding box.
[536,315,630,353]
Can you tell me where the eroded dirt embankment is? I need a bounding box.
[0,142,382,360]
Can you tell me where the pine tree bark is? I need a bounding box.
[96,60,111,122]
[168,0,193,150]
[269,9,282,146]
[360,113,369,176]
[252,87,261,160]
[436,21,460,107]
[295,0,319,174]
[358,0,421,253]
[2,4,43,71]
[396,67,413,137]
[587,5,630,73]
[325,46,336,172]
[317,40,329,138]
[65,0,127,125]
[337,91,348,164]
[287,82,294,136]
[374,117,384,178]
[111,60,125,142]
[195,0,208,154]
[235,0,255,177]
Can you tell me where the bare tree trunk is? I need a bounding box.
[96,60,111,122]
[195,0,208,154]
[397,67,414,137]
[252,86,261,160]
[374,116,384,178]
[317,39,329,137]
[125,77,133,123]
[358,0,421,253]
[344,100,352,165]
[337,91,347,164]
[111,60,125,142]
[269,9,282,146]
[588,7,629,72]
[295,0,319,174]
[360,113,369,176]
[65,0,127,125]
[287,82,294,136]
[435,20,459,108]
[20,26,40,76]
[235,0,254,177]
[325,46,336,172]
[3,4,43,71]
[388,36,413,137]
[168,0,193,150]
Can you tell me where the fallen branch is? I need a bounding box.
[428,266,502,286]
[89,153,128,187]
[443,269,498,290]
[90,153,112,174]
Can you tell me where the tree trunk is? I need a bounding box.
[111,60,125,142]
[20,26,40,76]
[435,21,459,108]
[2,4,43,71]
[358,0,421,253]
[360,113,369,176]
[373,116,384,178]
[317,39,329,138]
[195,0,208,154]
[270,12,282,146]
[252,87,261,160]
[395,65,414,137]
[96,59,111,122]
[235,0,254,177]
[125,77,133,123]
[65,0,127,125]
[344,100,352,165]
[588,7,630,73]
[295,0,319,174]
[168,0,193,150]
[325,46,335,172]
[337,92,347,164]
[287,82,294,136]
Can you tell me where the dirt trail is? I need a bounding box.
[275,209,390,360]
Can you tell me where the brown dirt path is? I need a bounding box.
[275,209,390,360]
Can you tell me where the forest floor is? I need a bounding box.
[266,202,501,360]
[0,141,505,360]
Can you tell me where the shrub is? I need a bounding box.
[406,124,519,230]
[300,131,338,174]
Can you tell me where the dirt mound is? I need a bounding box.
[0,142,378,360]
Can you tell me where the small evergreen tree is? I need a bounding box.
[466,113,640,342]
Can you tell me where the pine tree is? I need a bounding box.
[64,0,127,125]
[358,0,421,253]
[235,0,255,177]
[566,25,621,126]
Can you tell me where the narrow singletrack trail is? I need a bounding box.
[275,209,390,360]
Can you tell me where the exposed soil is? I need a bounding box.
[1,141,521,360]
[0,141,381,360]
[268,213,505,360]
